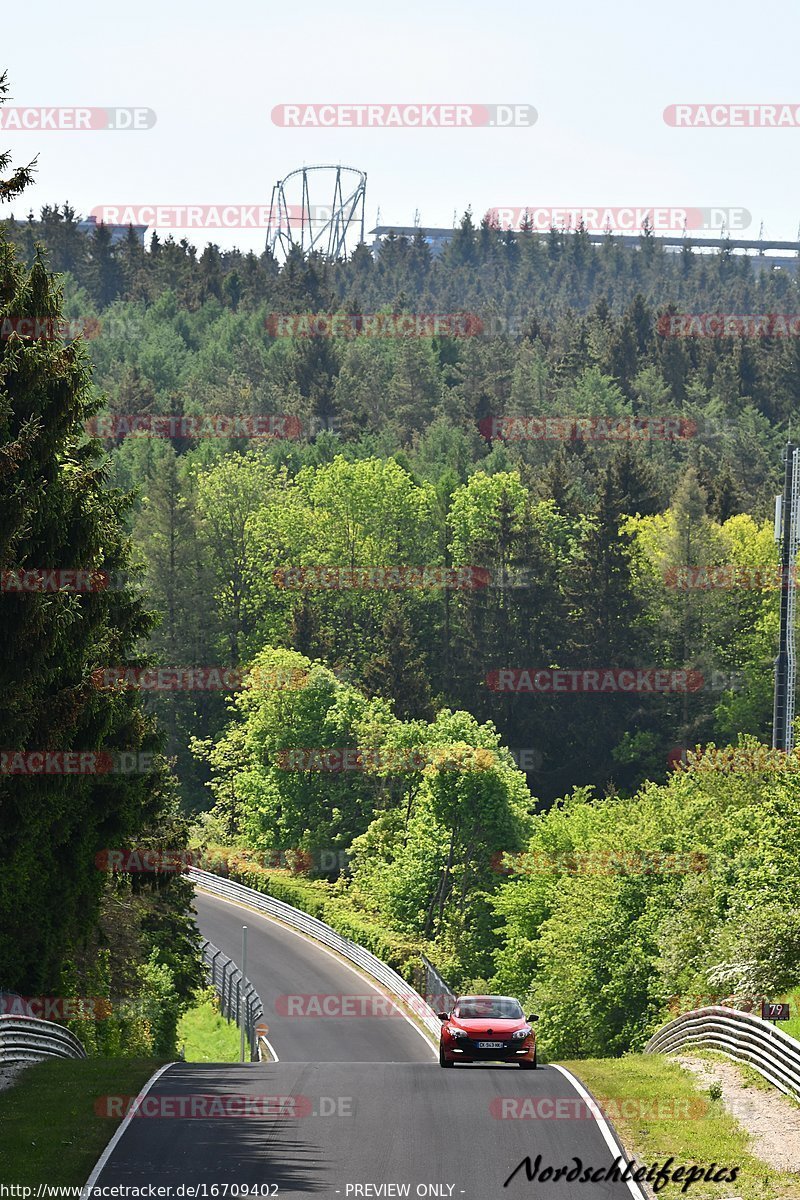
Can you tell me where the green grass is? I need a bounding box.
[563,1053,800,1199]
[177,989,242,1062]
[0,1057,165,1186]
[779,1012,800,1044]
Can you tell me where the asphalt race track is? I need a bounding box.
[192,890,432,1063]
[88,887,646,1198]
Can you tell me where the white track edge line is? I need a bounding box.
[260,1033,280,1062]
[84,1060,176,1189]
[196,884,437,1059]
[551,1064,650,1199]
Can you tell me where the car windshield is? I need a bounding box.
[455,997,523,1019]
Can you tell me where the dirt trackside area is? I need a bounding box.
[561,1052,800,1199]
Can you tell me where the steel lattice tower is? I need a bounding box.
[266,166,366,261]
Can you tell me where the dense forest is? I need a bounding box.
[3,204,793,805]
[4,177,800,1058]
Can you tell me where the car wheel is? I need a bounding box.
[439,1043,453,1068]
[520,1050,537,1070]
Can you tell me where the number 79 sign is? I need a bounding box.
[761,1002,790,1022]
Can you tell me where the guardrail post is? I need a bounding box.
[240,925,248,1064]
[208,948,221,991]
[220,960,234,1020]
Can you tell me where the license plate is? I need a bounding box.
[477,1040,504,1049]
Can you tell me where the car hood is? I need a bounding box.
[451,1018,527,1035]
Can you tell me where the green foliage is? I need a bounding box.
[198,662,534,985]
[137,951,182,1056]
[7,162,800,1065]
[194,646,383,855]
[177,987,240,1062]
[490,745,800,1058]
[209,855,425,981]
[5,211,788,807]
[0,107,202,1015]
[0,238,168,991]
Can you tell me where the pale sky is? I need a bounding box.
[3,0,800,254]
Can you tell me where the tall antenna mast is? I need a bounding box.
[773,443,800,751]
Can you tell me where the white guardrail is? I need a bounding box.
[0,1015,87,1064]
[646,1005,800,1097]
[188,867,442,1043]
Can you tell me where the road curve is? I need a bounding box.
[88,887,646,1196]
[91,1060,645,1198]
[192,889,434,1064]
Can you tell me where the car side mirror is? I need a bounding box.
[438,1012,450,1021]
[527,1014,539,1022]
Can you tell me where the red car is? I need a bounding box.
[438,994,538,1068]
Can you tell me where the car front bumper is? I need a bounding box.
[444,1038,535,1063]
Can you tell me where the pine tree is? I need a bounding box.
[705,460,742,523]
[0,74,35,203]
[361,599,434,720]
[0,108,181,990]
[87,220,123,306]
[0,249,160,989]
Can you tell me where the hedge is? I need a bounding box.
[199,847,425,984]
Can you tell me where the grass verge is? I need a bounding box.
[0,1057,166,1186]
[177,988,241,1062]
[562,1053,800,1198]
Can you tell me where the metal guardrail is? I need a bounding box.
[646,1005,800,1097]
[0,1015,87,1065]
[201,938,264,1062]
[421,954,456,1015]
[189,868,441,1043]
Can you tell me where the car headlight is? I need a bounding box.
[449,1027,467,1039]
[512,1027,532,1040]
